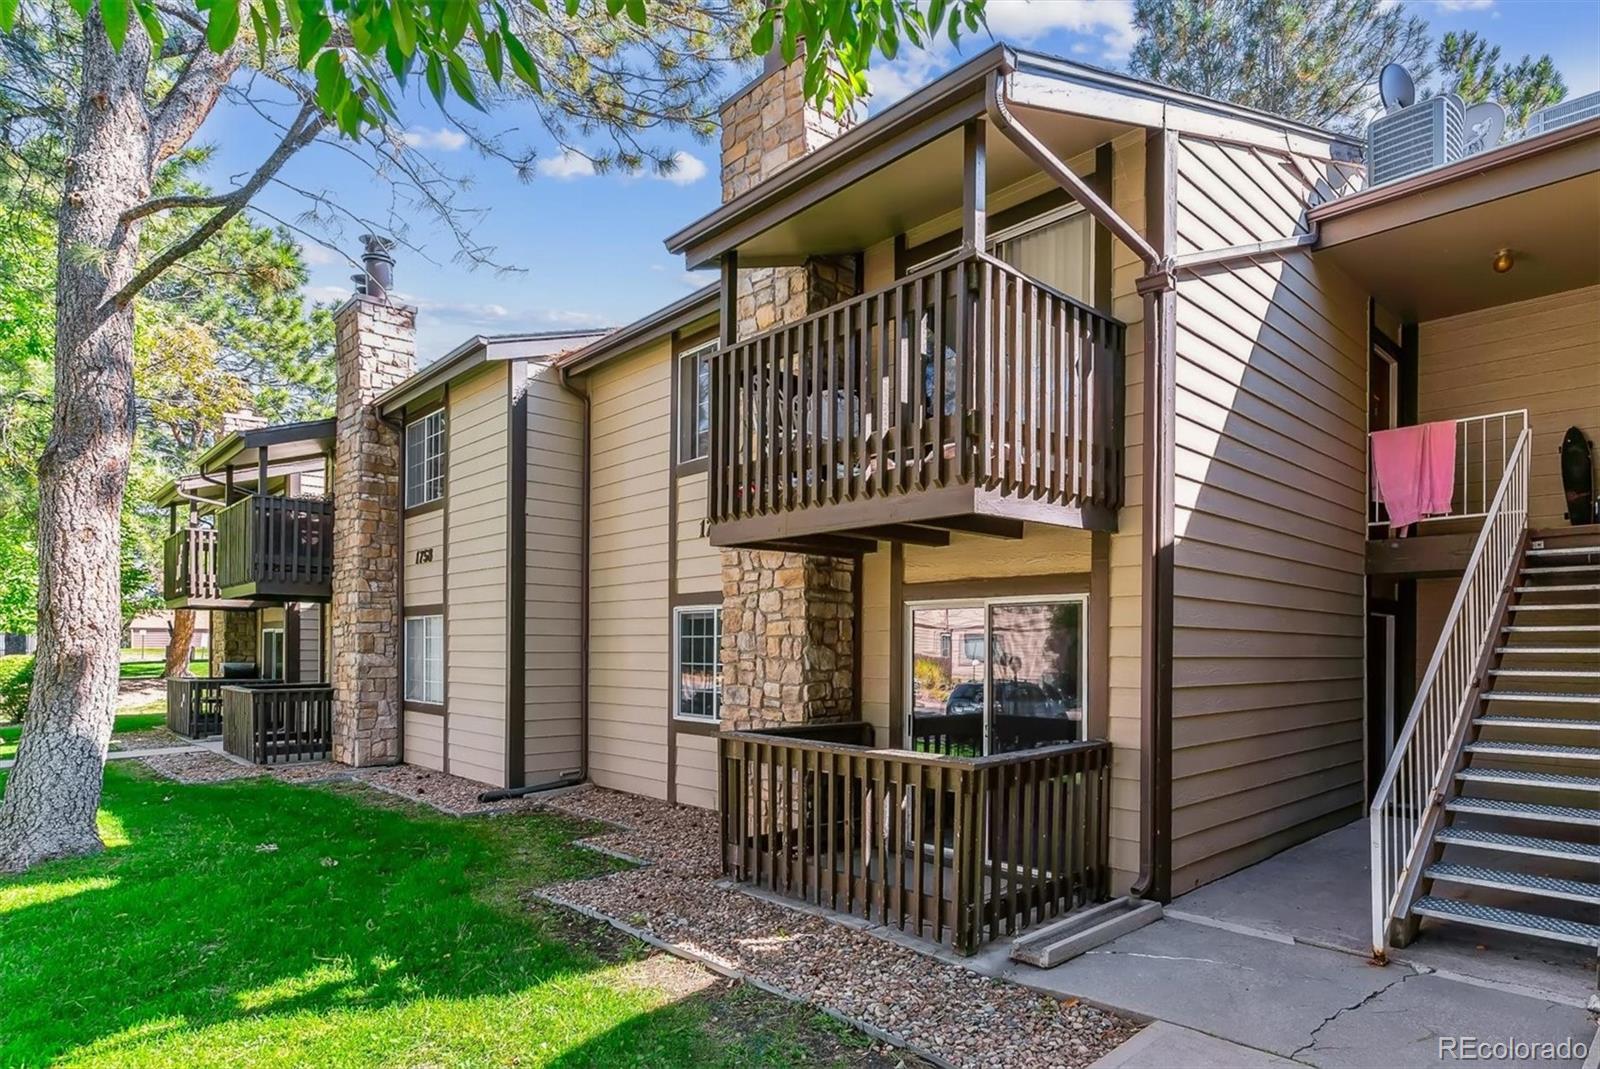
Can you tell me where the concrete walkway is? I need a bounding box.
[967,819,1598,1068]
[0,740,216,772]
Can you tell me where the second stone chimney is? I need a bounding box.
[329,240,414,768]
[717,52,860,733]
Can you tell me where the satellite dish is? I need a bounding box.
[1462,100,1506,154]
[1379,63,1416,112]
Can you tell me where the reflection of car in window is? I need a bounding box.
[945,682,983,715]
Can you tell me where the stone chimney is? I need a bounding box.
[329,239,414,767]
[717,52,860,733]
[221,410,269,435]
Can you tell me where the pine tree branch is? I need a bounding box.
[148,39,240,165]
[103,101,326,313]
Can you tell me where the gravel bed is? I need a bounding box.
[351,764,553,816]
[539,787,1141,1069]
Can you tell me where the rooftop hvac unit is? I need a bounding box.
[1366,93,1464,186]
[1526,90,1600,137]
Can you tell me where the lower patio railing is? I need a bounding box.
[221,683,334,764]
[719,724,1112,955]
[166,677,238,737]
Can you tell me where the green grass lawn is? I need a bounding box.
[0,764,881,1067]
[119,658,209,680]
[0,713,167,762]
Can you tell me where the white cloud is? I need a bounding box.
[984,0,1138,59]
[1432,0,1495,10]
[538,307,610,327]
[298,243,339,267]
[536,149,597,179]
[659,151,708,186]
[400,126,468,151]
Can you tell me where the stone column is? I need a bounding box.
[329,294,414,767]
[716,54,860,732]
[210,609,258,672]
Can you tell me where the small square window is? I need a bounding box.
[674,606,722,721]
[404,614,443,705]
[405,411,445,508]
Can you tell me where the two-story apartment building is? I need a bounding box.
[159,45,1599,962]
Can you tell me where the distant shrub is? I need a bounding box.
[0,654,34,724]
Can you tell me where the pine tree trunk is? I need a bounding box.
[164,610,196,678]
[0,16,150,872]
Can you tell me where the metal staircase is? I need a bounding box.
[1407,528,1600,949]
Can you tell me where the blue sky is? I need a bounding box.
[195,0,1600,360]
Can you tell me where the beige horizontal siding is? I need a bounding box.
[295,603,322,681]
[526,361,585,780]
[405,711,445,772]
[446,364,510,788]
[902,525,1093,583]
[404,510,444,605]
[1418,285,1600,530]
[675,731,718,810]
[586,339,672,800]
[675,473,720,595]
[1169,134,1368,894]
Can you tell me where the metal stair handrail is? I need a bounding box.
[1369,426,1531,957]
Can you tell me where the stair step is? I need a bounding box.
[1516,584,1600,594]
[1527,546,1600,558]
[1458,767,1600,792]
[1446,795,1600,826]
[1489,668,1600,678]
[1483,690,1600,704]
[1507,603,1600,612]
[1475,715,1600,731]
[1503,625,1600,633]
[1466,740,1600,761]
[1495,647,1600,655]
[1436,827,1600,863]
[1425,864,1600,905]
[1523,564,1600,575]
[1412,896,1600,948]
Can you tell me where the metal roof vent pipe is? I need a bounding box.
[359,233,396,302]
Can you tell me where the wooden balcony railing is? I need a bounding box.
[216,495,334,600]
[719,723,1112,954]
[166,676,233,737]
[708,250,1125,548]
[221,683,334,764]
[162,525,221,604]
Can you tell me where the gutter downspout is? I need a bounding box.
[987,63,1178,902]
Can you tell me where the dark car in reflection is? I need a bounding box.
[912,680,1081,755]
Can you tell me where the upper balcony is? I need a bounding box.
[215,495,335,601]
[707,249,1125,553]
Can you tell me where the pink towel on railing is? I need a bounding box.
[1372,421,1457,531]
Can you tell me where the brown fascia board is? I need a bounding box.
[557,284,720,376]
[375,328,609,416]
[195,418,337,474]
[1308,116,1600,233]
[664,44,1357,268]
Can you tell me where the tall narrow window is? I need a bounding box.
[906,595,1086,757]
[260,627,286,680]
[674,606,722,721]
[679,342,716,463]
[405,410,445,508]
[404,614,444,705]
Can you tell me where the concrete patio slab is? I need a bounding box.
[1172,818,1597,1006]
[971,915,1597,1067]
[1087,1021,1298,1068]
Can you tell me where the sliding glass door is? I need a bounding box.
[906,594,1087,756]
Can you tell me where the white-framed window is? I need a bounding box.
[405,410,445,508]
[673,606,722,721]
[679,341,717,463]
[906,594,1087,757]
[404,614,444,705]
[260,627,286,680]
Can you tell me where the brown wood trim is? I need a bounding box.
[888,542,905,749]
[1091,143,1114,315]
[441,379,452,775]
[851,550,866,726]
[402,498,444,518]
[674,717,722,737]
[285,604,301,684]
[1135,127,1177,904]
[667,339,682,804]
[670,590,723,610]
[404,701,445,716]
[673,326,719,477]
[404,603,445,617]
[902,572,1091,602]
[506,363,528,789]
[1089,531,1111,742]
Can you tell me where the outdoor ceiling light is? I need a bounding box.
[1492,248,1515,274]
